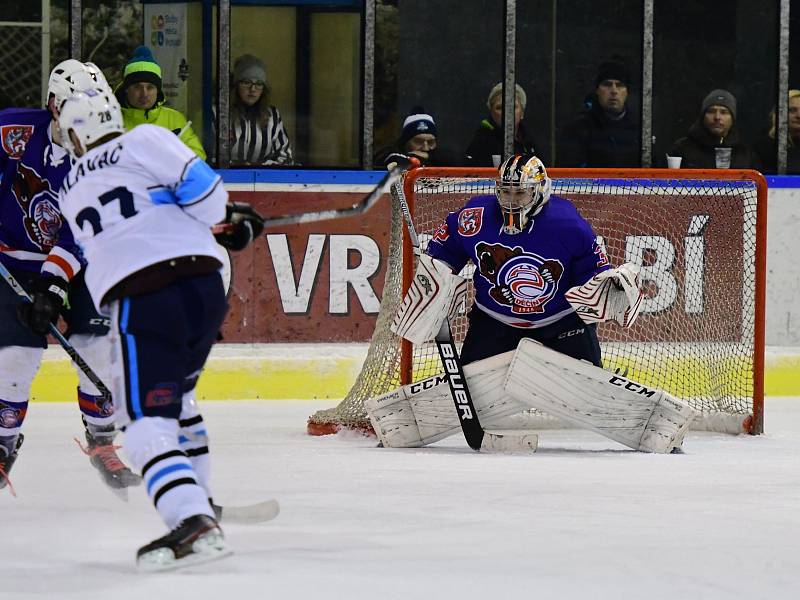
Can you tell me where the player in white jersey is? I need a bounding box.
[54,88,263,571]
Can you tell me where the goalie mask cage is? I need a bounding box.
[307,167,766,437]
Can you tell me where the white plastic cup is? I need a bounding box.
[491,154,502,167]
[666,155,682,169]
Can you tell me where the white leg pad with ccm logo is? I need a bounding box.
[503,339,698,453]
[365,350,533,450]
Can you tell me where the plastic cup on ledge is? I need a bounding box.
[666,155,682,169]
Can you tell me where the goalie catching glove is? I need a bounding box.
[391,253,468,344]
[214,202,265,251]
[564,262,643,328]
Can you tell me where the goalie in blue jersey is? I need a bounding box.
[374,156,695,454]
[394,154,643,366]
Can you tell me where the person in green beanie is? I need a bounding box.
[115,45,206,160]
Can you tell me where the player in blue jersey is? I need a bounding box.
[0,60,139,493]
[55,88,262,570]
[378,157,695,454]
[393,154,643,366]
[429,154,610,365]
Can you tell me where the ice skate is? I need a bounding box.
[0,434,24,494]
[76,427,141,499]
[137,514,232,572]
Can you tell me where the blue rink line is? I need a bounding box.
[218,169,800,189]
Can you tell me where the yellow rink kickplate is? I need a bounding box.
[29,344,800,402]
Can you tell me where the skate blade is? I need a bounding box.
[109,485,129,502]
[137,533,232,573]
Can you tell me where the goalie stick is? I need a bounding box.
[391,178,486,451]
[0,261,111,402]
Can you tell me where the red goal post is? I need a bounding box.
[308,167,767,436]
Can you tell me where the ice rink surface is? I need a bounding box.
[5,398,800,599]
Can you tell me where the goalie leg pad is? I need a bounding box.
[503,339,698,453]
[366,350,527,448]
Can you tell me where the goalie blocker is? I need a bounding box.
[391,254,467,345]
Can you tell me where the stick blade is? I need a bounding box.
[217,499,280,524]
[480,432,538,454]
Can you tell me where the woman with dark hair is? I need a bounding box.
[229,55,293,166]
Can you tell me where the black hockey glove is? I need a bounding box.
[384,152,413,170]
[384,153,422,171]
[17,276,68,336]
[214,202,265,251]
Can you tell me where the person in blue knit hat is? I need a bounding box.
[115,45,205,159]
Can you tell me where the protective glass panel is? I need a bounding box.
[653,0,777,172]
[553,0,643,168]
[373,0,504,169]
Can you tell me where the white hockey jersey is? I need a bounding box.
[59,124,226,309]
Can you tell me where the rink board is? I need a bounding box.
[29,343,800,402]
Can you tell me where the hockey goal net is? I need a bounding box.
[307,167,766,436]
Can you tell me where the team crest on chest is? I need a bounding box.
[12,163,62,251]
[475,242,564,314]
[457,207,483,237]
[1,124,34,159]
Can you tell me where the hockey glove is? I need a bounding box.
[384,153,422,171]
[214,202,265,251]
[17,276,68,336]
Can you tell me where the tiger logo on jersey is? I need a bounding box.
[475,242,564,314]
[457,207,483,237]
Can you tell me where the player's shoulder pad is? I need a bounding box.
[541,194,584,221]
[0,107,50,126]
[130,123,193,154]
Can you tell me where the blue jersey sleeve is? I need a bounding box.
[567,221,611,288]
[425,210,470,273]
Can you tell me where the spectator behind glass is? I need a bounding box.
[667,89,760,170]
[229,54,294,166]
[465,83,545,166]
[753,89,800,174]
[373,107,457,168]
[114,45,205,159]
[558,59,640,167]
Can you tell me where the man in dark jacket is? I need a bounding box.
[668,89,761,170]
[374,107,458,168]
[558,60,640,167]
[464,82,546,167]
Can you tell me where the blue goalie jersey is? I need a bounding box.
[426,194,610,329]
[0,108,81,280]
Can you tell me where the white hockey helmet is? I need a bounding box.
[495,154,551,234]
[58,88,125,157]
[47,59,112,114]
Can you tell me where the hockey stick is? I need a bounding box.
[0,261,112,402]
[212,166,403,235]
[213,498,280,525]
[391,179,486,451]
[391,179,537,453]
